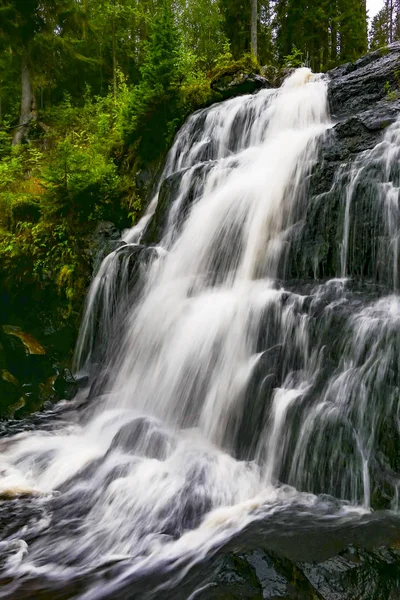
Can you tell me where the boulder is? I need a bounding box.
[328,44,400,118]
[86,221,124,275]
[211,72,271,99]
[0,324,60,417]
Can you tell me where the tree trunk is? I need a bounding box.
[390,0,394,43]
[251,0,258,59]
[331,18,337,65]
[12,58,37,146]
[112,0,117,102]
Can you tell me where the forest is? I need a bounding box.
[0,0,396,344]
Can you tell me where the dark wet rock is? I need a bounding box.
[207,545,400,600]
[86,221,125,275]
[248,550,324,599]
[211,72,270,99]
[3,332,52,385]
[109,417,173,460]
[143,161,217,245]
[0,324,71,416]
[260,64,278,84]
[324,44,400,160]
[53,368,79,401]
[286,43,400,282]
[195,553,263,599]
[328,44,400,118]
[302,546,400,600]
[135,156,166,209]
[232,344,282,460]
[277,66,296,86]
[80,243,159,391]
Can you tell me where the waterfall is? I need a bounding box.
[2,67,400,598]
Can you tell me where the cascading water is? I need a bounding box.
[338,118,400,285]
[2,67,400,599]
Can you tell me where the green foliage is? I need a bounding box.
[220,0,273,62]
[384,65,400,100]
[122,2,182,163]
[122,1,214,165]
[176,0,228,69]
[0,82,133,323]
[283,46,304,68]
[211,52,260,88]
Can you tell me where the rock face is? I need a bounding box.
[328,45,400,119]
[286,43,400,283]
[326,43,400,163]
[131,45,400,507]
[143,161,218,245]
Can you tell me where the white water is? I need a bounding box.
[2,68,400,596]
[109,69,330,445]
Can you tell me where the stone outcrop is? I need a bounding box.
[0,324,77,417]
[211,72,271,99]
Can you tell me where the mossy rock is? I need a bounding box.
[211,54,260,83]
[210,55,269,99]
[2,325,46,355]
[0,324,58,414]
[0,370,24,417]
[1,325,51,384]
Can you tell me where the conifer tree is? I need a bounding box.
[275,0,367,71]
[338,0,368,62]
[123,0,183,162]
[0,0,85,144]
[369,0,400,50]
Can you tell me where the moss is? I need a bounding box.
[0,369,24,417]
[210,53,260,87]
[3,326,46,355]
[11,198,41,224]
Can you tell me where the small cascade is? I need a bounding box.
[74,244,159,372]
[316,117,400,286]
[2,67,400,598]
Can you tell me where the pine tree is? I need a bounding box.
[0,0,85,144]
[369,0,400,50]
[370,5,390,49]
[338,0,368,62]
[123,0,183,162]
[176,0,227,69]
[275,0,367,71]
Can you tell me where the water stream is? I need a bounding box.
[2,68,400,599]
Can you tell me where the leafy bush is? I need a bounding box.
[283,46,304,68]
[0,81,133,328]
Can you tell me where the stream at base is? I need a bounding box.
[2,68,400,599]
[1,398,400,599]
